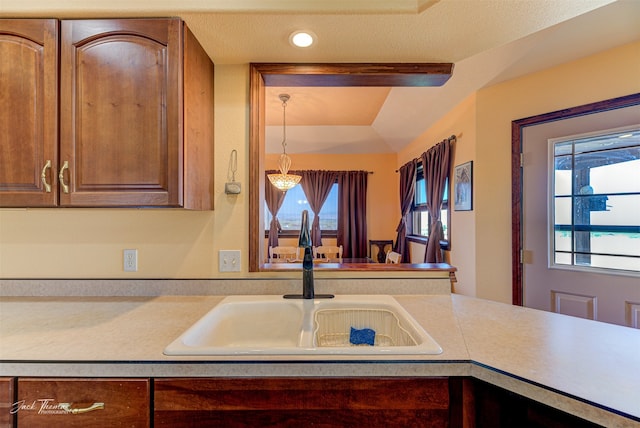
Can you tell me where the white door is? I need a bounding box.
[522,105,640,327]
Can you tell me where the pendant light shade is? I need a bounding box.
[268,94,301,191]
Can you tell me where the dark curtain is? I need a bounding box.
[299,170,338,246]
[337,170,368,258]
[265,170,286,248]
[394,159,417,262]
[421,139,451,263]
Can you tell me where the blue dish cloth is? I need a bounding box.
[350,327,375,346]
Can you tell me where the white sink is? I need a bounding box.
[178,298,304,348]
[164,295,442,356]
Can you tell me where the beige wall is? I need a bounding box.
[1,43,639,306]
[396,40,640,302]
[474,40,639,303]
[399,93,478,296]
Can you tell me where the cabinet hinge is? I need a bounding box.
[520,153,524,168]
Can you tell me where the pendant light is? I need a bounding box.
[268,94,301,191]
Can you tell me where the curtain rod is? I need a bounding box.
[395,134,458,172]
[266,169,374,174]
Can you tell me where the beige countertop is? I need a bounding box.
[0,292,638,426]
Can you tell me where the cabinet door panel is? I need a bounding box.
[0,19,58,207]
[60,19,181,207]
[16,378,150,428]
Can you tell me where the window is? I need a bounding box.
[411,163,449,243]
[265,183,339,236]
[550,126,640,274]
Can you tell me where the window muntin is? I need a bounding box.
[265,183,338,235]
[414,209,448,238]
[550,126,640,275]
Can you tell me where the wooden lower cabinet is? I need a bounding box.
[14,378,150,428]
[1,376,609,427]
[472,379,602,428]
[153,377,605,428]
[0,378,15,428]
[154,377,457,427]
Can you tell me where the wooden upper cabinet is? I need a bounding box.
[0,18,214,209]
[0,19,59,207]
[60,19,180,207]
[60,18,214,208]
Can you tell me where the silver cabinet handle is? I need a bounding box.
[58,160,69,193]
[59,402,104,414]
[40,160,52,193]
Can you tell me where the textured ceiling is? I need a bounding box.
[4,0,615,64]
[2,0,638,154]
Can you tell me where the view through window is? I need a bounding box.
[550,126,640,274]
[265,183,339,234]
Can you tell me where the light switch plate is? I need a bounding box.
[219,250,241,272]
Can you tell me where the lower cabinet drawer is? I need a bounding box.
[155,377,451,427]
[15,378,150,428]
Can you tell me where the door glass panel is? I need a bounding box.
[550,126,640,274]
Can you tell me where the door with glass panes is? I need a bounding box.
[522,105,640,327]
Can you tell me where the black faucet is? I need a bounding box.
[284,210,334,300]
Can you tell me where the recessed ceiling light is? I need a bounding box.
[289,31,315,48]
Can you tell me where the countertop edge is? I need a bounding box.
[469,363,640,427]
[1,359,637,426]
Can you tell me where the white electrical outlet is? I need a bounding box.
[123,249,138,272]
[219,250,241,272]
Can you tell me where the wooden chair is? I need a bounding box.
[268,246,299,262]
[313,245,343,261]
[385,250,401,264]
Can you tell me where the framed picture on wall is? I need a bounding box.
[454,161,473,211]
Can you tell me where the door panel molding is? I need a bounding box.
[551,290,597,320]
[625,301,640,329]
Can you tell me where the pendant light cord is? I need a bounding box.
[280,94,290,155]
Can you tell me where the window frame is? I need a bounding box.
[410,162,451,250]
[548,125,640,276]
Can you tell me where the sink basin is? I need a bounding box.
[178,298,304,348]
[164,295,442,356]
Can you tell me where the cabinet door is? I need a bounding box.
[60,19,182,207]
[0,19,58,207]
[16,378,150,428]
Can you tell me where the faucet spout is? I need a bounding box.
[299,210,314,299]
[298,209,312,249]
[283,210,333,300]
[301,246,314,299]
